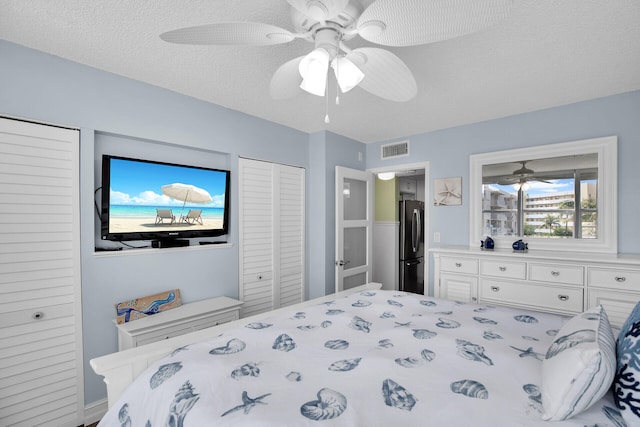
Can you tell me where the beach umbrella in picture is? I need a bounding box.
[161,183,212,217]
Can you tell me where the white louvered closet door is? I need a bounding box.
[0,117,83,427]
[239,158,305,318]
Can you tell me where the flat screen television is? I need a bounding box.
[101,155,230,243]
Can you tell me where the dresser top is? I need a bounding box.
[114,296,243,332]
[430,245,640,266]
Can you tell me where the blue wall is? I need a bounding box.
[367,90,640,293]
[306,131,367,298]
[0,40,369,406]
[2,38,639,408]
[0,40,319,405]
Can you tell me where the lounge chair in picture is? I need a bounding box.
[180,209,203,225]
[155,209,175,224]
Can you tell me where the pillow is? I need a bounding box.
[614,301,640,426]
[541,305,616,421]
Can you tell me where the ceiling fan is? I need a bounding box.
[497,161,552,186]
[160,0,514,105]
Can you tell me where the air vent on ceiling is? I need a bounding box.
[381,140,409,159]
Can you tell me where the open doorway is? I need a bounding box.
[368,163,429,294]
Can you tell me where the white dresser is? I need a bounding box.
[431,247,640,327]
[115,296,243,350]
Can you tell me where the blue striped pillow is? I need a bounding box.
[541,305,616,421]
[614,301,640,426]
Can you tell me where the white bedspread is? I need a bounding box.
[98,289,622,426]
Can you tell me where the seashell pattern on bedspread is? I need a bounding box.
[451,379,489,399]
[149,362,183,389]
[98,290,619,426]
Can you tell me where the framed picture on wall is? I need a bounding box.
[434,177,462,206]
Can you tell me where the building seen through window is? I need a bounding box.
[482,173,597,239]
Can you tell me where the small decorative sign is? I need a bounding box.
[434,177,462,206]
[115,289,182,324]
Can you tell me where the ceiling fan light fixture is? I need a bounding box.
[299,48,330,96]
[513,181,530,191]
[332,57,364,93]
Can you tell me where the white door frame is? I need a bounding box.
[368,162,430,294]
[335,166,374,292]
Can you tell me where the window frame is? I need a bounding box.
[469,136,617,253]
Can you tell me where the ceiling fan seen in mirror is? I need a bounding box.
[498,161,552,187]
[160,0,514,112]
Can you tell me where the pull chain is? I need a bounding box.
[324,70,330,124]
[335,56,340,105]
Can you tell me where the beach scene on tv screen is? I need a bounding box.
[108,158,226,234]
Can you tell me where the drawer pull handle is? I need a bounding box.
[499,266,506,272]
[32,311,44,320]
[557,295,569,302]
[471,297,477,302]
[615,276,626,283]
[551,271,560,276]
[491,286,500,292]
[455,263,462,267]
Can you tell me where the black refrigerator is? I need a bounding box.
[399,200,425,294]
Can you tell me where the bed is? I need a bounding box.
[91,283,627,426]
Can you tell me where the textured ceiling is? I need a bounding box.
[1,0,639,143]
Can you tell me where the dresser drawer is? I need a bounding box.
[440,256,478,274]
[479,278,583,314]
[479,260,526,280]
[588,288,640,328]
[137,324,196,346]
[529,263,584,286]
[136,312,239,346]
[116,296,243,350]
[439,273,478,303]
[588,268,640,292]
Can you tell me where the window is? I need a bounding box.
[469,136,617,253]
[482,159,597,239]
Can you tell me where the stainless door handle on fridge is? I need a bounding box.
[416,207,421,251]
[412,208,419,252]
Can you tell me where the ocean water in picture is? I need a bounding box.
[109,205,224,219]
[108,205,225,233]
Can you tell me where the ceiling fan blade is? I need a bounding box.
[286,0,349,21]
[357,0,513,46]
[346,48,417,102]
[160,22,295,46]
[483,173,517,185]
[270,56,305,100]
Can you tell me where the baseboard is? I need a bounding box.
[85,399,107,425]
